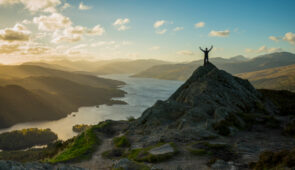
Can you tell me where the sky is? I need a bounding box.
[0,0,295,64]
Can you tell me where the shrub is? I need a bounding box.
[0,128,57,151]
[102,148,125,159]
[126,116,136,122]
[72,124,89,133]
[253,148,295,169]
[113,136,130,148]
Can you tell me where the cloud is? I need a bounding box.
[155,29,167,35]
[209,30,230,37]
[154,20,165,28]
[22,46,51,55]
[0,23,31,41]
[52,33,82,43]
[177,50,194,56]
[87,25,105,35]
[195,22,205,28]
[149,46,160,50]
[91,41,116,47]
[22,19,31,25]
[79,2,91,10]
[113,18,130,31]
[33,13,72,31]
[52,24,104,43]
[61,2,70,10]
[0,0,61,13]
[173,27,184,31]
[269,36,280,42]
[245,45,283,53]
[283,32,295,45]
[0,42,21,54]
[268,32,295,45]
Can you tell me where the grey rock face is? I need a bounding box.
[113,158,148,170]
[149,143,175,155]
[131,63,277,142]
[0,160,85,170]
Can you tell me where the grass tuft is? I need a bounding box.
[48,123,104,163]
[113,135,130,148]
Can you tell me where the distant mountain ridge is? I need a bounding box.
[23,59,171,75]
[132,52,295,81]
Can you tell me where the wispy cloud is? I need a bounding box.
[173,27,184,31]
[61,2,70,10]
[149,46,160,50]
[155,29,167,35]
[195,22,205,28]
[113,18,130,31]
[33,13,72,31]
[154,20,165,28]
[177,50,194,56]
[79,2,91,10]
[209,30,230,37]
[245,45,282,53]
[0,0,61,13]
[269,36,280,42]
[283,32,295,45]
[269,32,295,45]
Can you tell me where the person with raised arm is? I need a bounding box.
[199,45,213,66]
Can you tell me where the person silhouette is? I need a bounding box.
[200,45,213,66]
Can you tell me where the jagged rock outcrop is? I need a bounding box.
[130,63,277,143]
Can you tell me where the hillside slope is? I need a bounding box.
[237,64,295,92]
[0,65,126,128]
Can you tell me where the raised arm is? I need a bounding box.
[209,45,213,52]
[199,47,205,52]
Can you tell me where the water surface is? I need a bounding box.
[0,75,183,140]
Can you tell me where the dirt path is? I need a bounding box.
[73,137,114,170]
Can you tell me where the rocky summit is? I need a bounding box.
[131,62,277,143]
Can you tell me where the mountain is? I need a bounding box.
[132,52,295,81]
[230,55,248,62]
[114,63,294,169]
[130,62,276,142]
[22,62,74,72]
[23,59,170,75]
[0,65,125,128]
[237,64,295,92]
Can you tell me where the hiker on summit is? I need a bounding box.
[200,45,213,66]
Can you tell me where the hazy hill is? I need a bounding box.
[93,59,171,75]
[237,64,295,92]
[132,52,295,81]
[22,62,74,72]
[23,59,170,75]
[0,65,123,89]
[0,65,125,128]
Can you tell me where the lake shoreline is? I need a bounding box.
[0,75,183,140]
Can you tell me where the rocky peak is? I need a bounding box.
[131,63,277,142]
[169,62,266,113]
